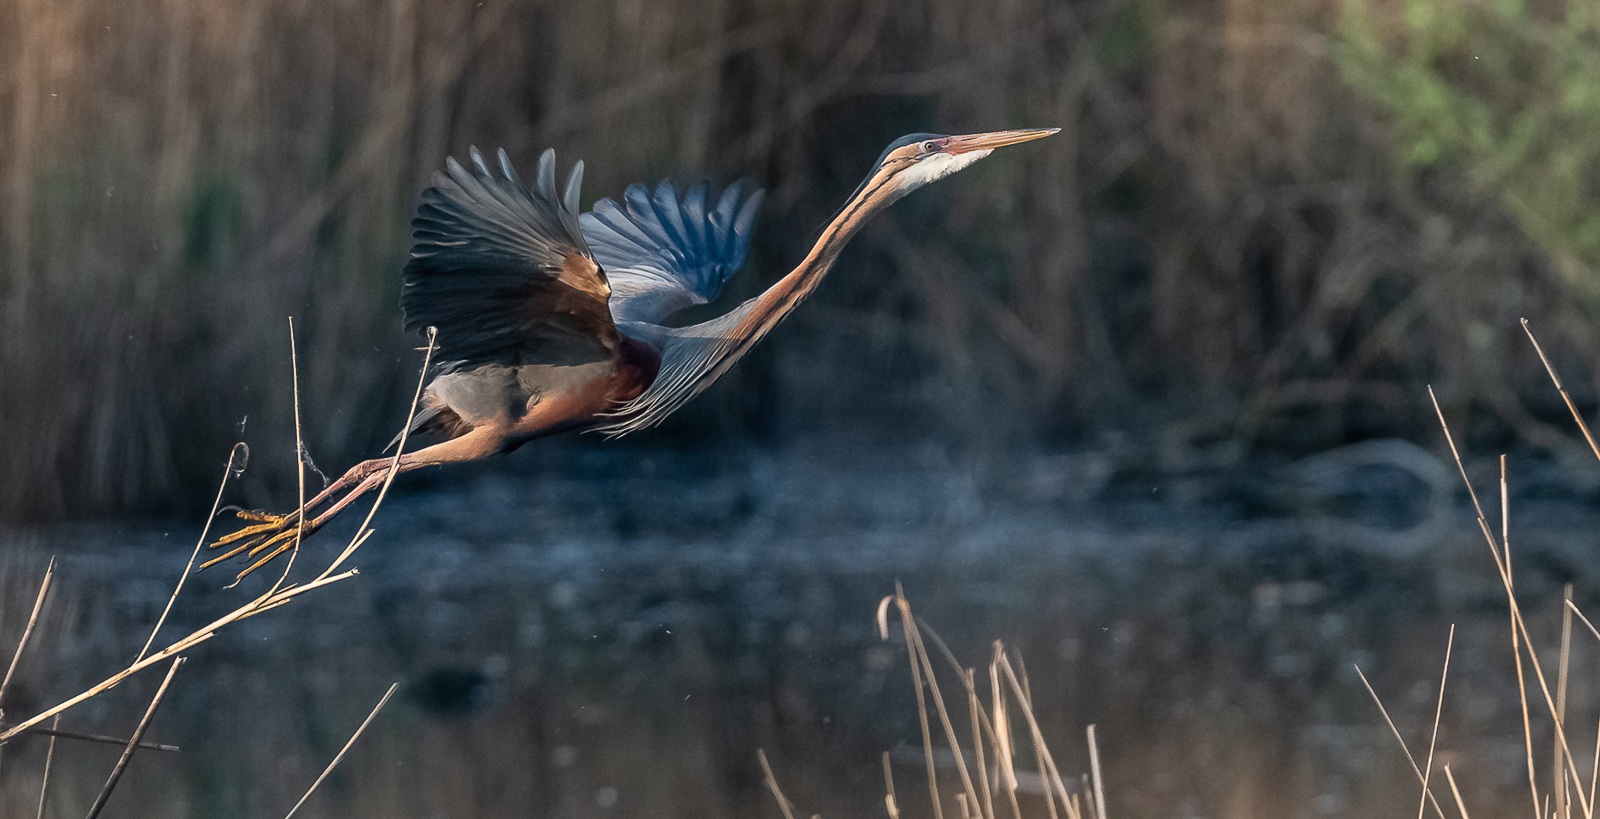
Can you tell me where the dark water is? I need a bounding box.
[3,440,1598,818]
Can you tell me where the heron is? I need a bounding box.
[209,128,1058,576]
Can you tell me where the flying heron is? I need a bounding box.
[210,128,1058,576]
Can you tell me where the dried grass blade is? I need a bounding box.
[85,656,184,819]
[284,681,397,818]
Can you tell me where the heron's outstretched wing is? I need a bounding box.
[402,147,616,371]
[580,180,764,326]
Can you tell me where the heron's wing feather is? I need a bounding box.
[402,147,617,371]
[580,179,764,326]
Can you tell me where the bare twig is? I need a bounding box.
[85,656,184,819]
[284,682,398,818]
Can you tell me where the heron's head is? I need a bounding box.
[863,128,1059,204]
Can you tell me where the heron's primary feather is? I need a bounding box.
[401,147,617,372]
[580,180,764,326]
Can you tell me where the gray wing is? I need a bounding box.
[402,147,616,372]
[580,180,764,326]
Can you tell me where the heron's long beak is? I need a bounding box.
[941,128,1060,155]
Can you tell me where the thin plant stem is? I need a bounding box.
[1087,725,1107,819]
[35,715,58,819]
[1,557,54,718]
[884,751,901,819]
[1354,665,1448,819]
[138,443,247,662]
[1521,319,1600,462]
[1442,765,1471,819]
[319,326,437,581]
[284,682,398,818]
[758,749,800,819]
[1415,626,1454,819]
[85,656,184,819]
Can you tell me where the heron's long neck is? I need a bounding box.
[727,173,900,342]
[596,173,901,436]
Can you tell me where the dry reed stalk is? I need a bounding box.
[1558,584,1575,819]
[883,751,901,819]
[993,652,1079,819]
[14,726,177,752]
[885,587,947,819]
[137,442,249,662]
[1085,725,1106,819]
[990,648,1023,819]
[84,656,184,819]
[283,681,398,818]
[0,557,52,726]
[1415,625,1454,819]
[879,593,1094,819]
[758,748,801,819]
[967,668,996,819]
[0,564,354,745]
[1430,387,1595,819]
[1353,665,1448,819]
[1441,764,1471,819]
[319,326,438,581]
[1521,319,1600,462]
[893,593,983,817]
[34,714,57,819]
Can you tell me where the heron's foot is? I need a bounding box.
[202,508,315,580]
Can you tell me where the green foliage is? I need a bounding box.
[1336,0,1600,294]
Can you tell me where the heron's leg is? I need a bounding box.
[207,461,377,559]
[206,425,509,577]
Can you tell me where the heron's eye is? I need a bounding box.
[921,140,939,153]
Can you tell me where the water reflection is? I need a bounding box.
[0,442,1586,818]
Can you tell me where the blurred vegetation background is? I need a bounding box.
[3,0,1599,522]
